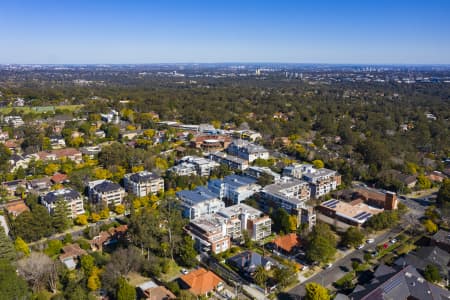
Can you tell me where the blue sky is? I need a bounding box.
[0,0,449,64]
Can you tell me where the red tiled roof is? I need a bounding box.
[273,233,301,253]
[51,173,68,183]
[180,268,223,296]
[5,200,29,216]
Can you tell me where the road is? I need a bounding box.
[280,227,403,300]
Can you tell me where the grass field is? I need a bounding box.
[0,105,83,114]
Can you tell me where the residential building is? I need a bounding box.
[316,198,383,229]
[227,140,269,162]
[59,243,87,270]
[218,203,271,241]
[431,229,450,253]
[88,180,125,207]
[4,116,24,127]
[137,281,176,300]
[209,151,249,171]
[302,168,341,198]
[1,179,26,196]
[282,163,314,179]
[176,186,225,220]
[186,214,231,254]
[191,135,231,152]
[179,268,224,296]
[227,251,276,278]
[28,177,52,194]
[4,200,29,217]
[179,156,220,177]
[208,175,261,204]
[261,177,311,212]
[349,264,450,300]
[41,189,85,218]
[272,233,302,255]
[90,225,128,251]
[80,146,102,158]
[124,171,164,197]
[395,246,450,279]
[35,148,83,163]
[245,166,281,183]
[167,163,197,176]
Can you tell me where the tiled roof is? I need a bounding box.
[180,268,222,296]
[273,233,301,253]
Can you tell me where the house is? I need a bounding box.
[90,225,128,251]
[124,171,164,197]
[394,246,450,279]
[4,116,24,127]
[207,174,261,205]
[349,264,450,300]
[227,251,275,278]
[186,214,231,254]
[427,171,447,183]
[36,148,83,164]
[51,173,68,184]
[41,189,85,219]
[88,179,126,207]
[179,268,224,296]
[431,229,450,253]
[176,186,225,220]
[28,177,52,193]
[209,151,249,171]
[4,200,29,217]
[227,140,269,163]
[80,146,102,158]
[1,179,26,196]
[59,243,87,270]
[272,233,301,255]
[137,281,176,300]
[218,203,271,241]
[168,163,198,176]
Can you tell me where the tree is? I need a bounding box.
[271,208,292,233]
[423,219,438,234]
[44,239,63,257]
[52,200,72,232]
[17,252,58,293]
[0,259,29,300]
[341,227,365,248]
[274,266,296,288]
[81,254,96,276]
[114,204,125,215]
[306,223,337,263]
[178,236,197,268]
[117,277,136,300]
[0,227,16,261]
[75,214,88,226]
[253,265,268,287]
[312,159,324,169]
[417,174,432,190]
[424,264,441,283]
[305,282,330,300]
[437,179,450,208]
[87,267,101,291]
[14,237,30,257]
[100,208,110,219]
[90,213,101,223]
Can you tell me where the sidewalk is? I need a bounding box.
[243,284,266,300]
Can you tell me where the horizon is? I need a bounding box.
[1,0,450,64]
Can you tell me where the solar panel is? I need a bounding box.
[383,276,403,293]
[323,199,339,208]
[353,212,366,219]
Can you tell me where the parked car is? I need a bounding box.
[390,238,397,244]
[324,263,333,269]
[181,268,189,275]
[366,238,375,244]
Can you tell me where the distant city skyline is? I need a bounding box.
[0,0,449,64]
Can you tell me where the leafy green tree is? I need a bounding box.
[0,259,29,300]
[271,208,292,234]
[424,264,441,283]
[178,236,197,268]
[437,179,450,208]
[14,237,30,257]
[52,200,72,232]
[312,159,324,169]
[81,254,96,276]
[306,223,337,263]
[11,206,54,242]
[305,282,330,300]
[253,265,268,287]
[117,277,136,300]
[0,227,15,261]
[44,239,63,257]
[341,227,365,248]
[273,266,296,288]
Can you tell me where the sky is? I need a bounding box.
[0,0,449,64]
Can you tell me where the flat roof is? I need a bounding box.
[320,199,383,224]
[218,203,263,218]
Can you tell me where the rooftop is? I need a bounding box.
[42,189,81,204]
[218,203,264,219]
[320,199,383,224]
[90,180,123,193]
[176,186,219,204]
[273,233,301,253]
[127,171,161,183]
[190,214,227,233]
[180,268,223,296]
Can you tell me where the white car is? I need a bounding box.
[181,268,189,275]
[390,238,397,244]
[324,263,333,269]
[356,244,364,249]
[366,238,375,244]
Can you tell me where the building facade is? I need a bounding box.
[41,189,85,218]
[176,186,225,220]
[88,180,126,207]
[124,171,164,197]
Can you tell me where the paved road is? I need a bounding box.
[280,227,403,300]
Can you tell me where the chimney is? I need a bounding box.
[384,192,397,210]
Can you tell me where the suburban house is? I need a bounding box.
[176,186,225,220]
[90,225,128,251]
[28,177,52,194]
[185,214,231,254]
[4,200,29,217]
[179,268,224,296]
[35,148,83,164]
[209,151,249,171]
[207,174,261,205]
[59,243,87,270]
[1,179,26,196]
[349,264,450,300]
[227,251,275,278]
[218,203,272,241]
[136,281,176,300]
[272,233,302,255]
[431,229,450,253]
[123,171,164,197]
[41,189,85,219]
[227,140,269,162]
[394,246,450,279]
[88,179,126,207]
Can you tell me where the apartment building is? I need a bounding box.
[227,140,269,162]
[186,214,231,254]
[282,163,315,179]
[179,156,220,177]
[261,177,311,212]
[302,168,341,198]
[207,175,261,204]
[209,151,249,171]
[41,189,85,218]
[218,203,271,241]
[88,180,126,207]
[244,166,281,183]
[176,186,225,220]
[123,171,164,197]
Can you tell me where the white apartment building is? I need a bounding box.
[88,179,126,207]
[207,174,261,204]
[302,168,341,198]
[176,186,225,220]
[41,189,85,219]
[123,171,164,197]
[227,140,269,162]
